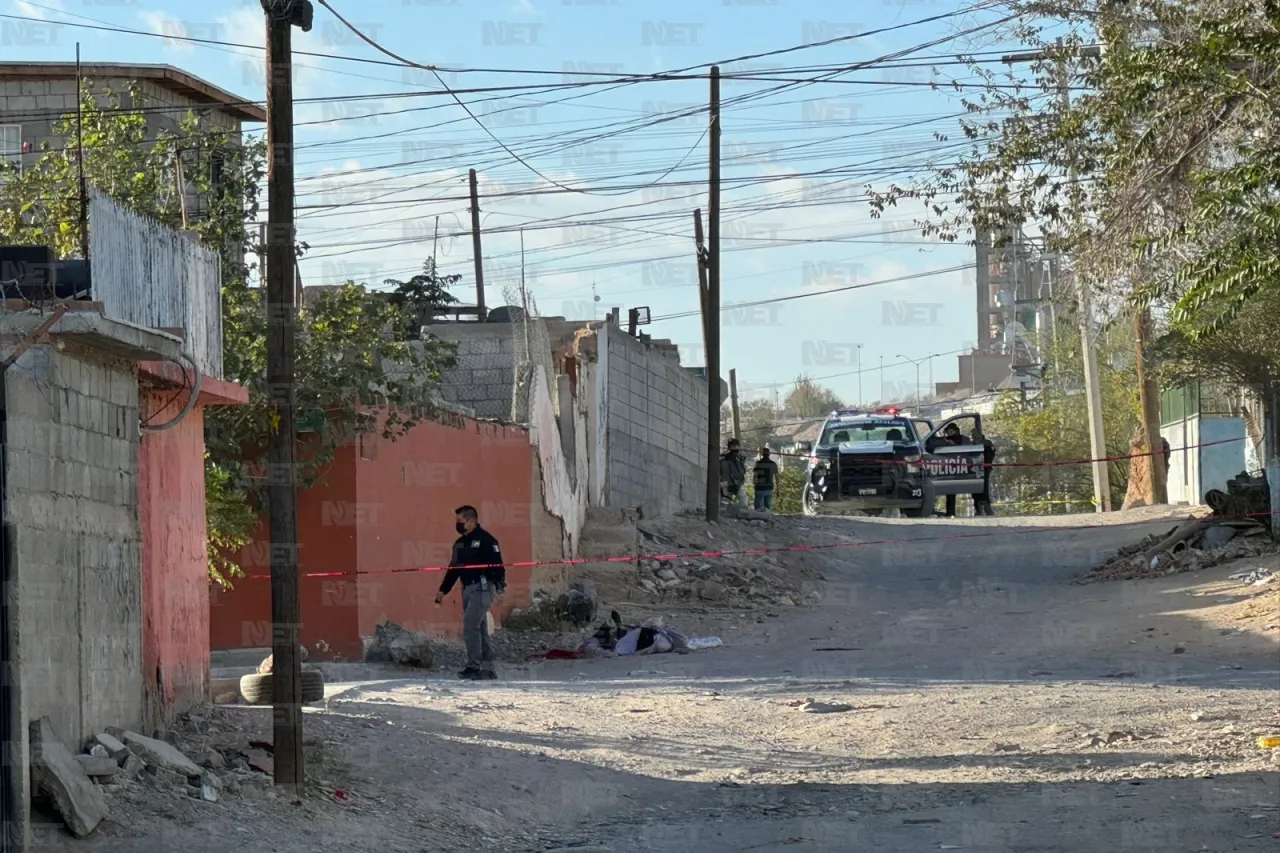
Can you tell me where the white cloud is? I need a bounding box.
[10,0,65,19]
[138,10,193,53]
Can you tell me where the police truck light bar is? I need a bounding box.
[875,406,899,415]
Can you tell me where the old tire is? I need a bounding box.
[239,669,326,706]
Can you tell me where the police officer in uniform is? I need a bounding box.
[938,423,967,518]
[435,505,505,680]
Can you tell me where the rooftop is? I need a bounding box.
[0,62,266,123]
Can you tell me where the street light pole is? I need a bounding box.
[897,354,930,411]
[856,344,863,405]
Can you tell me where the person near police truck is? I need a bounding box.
[939,423,967,518]
[720,438,747,505]
[434,505,505,680]
[752,447,779,511]
[973,427,997,516]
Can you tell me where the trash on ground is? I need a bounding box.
[1257,735,1280,749]
[798,698,854,714]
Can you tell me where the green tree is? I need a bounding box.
[785,375,844,417]
[0,83,458,586]
[867,0,1278,338]
[384,257,461,340]
[985,322,1141,513]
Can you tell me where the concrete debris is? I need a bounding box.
[145,764,188,788]
[122,731,203,778]
[1082,520,1278,583]
[30,717,108,838]
[75,755,120,778]
[93,731,128,757]
[1200,525,1239,550]
[555,582,598,627]
[365,621,435,668]
[119,752,146,781]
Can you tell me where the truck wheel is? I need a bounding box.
[902,480,936,518]
[802,484,820,516]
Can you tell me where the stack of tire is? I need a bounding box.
[239,645,326,705]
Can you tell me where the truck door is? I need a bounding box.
[909,418,933,444]
[923,414,986,496]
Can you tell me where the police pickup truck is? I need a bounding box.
[798,408,987,518]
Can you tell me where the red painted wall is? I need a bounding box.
[138,363,247,727]
[139,388,209,728]
[209,417,538,661]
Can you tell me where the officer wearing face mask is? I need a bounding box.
[434,505,506,680]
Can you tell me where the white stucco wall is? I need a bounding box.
[526,364,588,558]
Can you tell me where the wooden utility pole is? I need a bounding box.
[705,65,722,522]
[1134,308,1167,503]
[728,369,741,441]
[262,0,308,793]
[694,208,717,521]
[468,169,487,321]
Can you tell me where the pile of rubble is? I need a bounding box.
[626,509,828,610]
[29,718,236,838]
[1082,515,1277,583]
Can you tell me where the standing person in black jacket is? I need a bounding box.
[435,505,506,680]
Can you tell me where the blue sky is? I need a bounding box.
[4,0,1018,407]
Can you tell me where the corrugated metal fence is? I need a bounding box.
[87,190,223,379]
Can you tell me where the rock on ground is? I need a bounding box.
[255,644,310,674]
[30,717,107,837]
[365,621,434,668]
[121,731,202,778]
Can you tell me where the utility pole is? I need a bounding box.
[705,65,723,522]
[1002,40,1110,511]
[262,0,311,795]
[468,169,487,321]
[729,369,741,441]
[1267,385,1280,540]
[1135,309,1167,503]
[75,43,89,261]
[694,208,717,522]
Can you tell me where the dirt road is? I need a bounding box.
[47,511,1280,852]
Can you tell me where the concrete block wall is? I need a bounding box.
[425,323,519,419]
[2,344,143,845]
[2,76,238,192]
[603,325,708,515]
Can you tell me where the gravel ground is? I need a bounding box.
[39,509,1280,853]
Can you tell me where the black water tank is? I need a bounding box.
[487,305,526,323]
[0,245,55,297]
